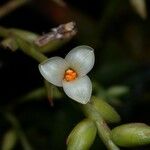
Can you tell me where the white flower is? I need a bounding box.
[39,45,95,104]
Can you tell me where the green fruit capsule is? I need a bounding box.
[67,119,97,150]
[111,123,150,147]
[91,97,121,123]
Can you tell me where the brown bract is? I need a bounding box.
[34,22,77,47]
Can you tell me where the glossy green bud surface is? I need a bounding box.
[91,97,121,123]
[67,119,97,150]
[111,123,150,147]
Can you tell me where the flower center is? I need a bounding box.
[64,69,77,81]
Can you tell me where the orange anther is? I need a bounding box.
[64,69,77,81]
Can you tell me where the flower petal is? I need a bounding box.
[65,45,95,77]
[62,76,92,104]
[39,57,69,87]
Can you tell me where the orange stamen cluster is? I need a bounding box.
[64,69,77,81]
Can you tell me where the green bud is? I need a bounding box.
[67,119,97,150]
[111,123,150,147]
[91,97,121,123]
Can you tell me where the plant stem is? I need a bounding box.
[0,27,47,62]
[0,26,10,37]
[83,103,120,150]
[0,0,30,18]
[15,34,48,62]
[95,121,120,150]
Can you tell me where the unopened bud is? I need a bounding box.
[91,97,121,123]
[67,119,97,150]
[111,123,150,147]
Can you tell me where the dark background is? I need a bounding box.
[0,0,149,149]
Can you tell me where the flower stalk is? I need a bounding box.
[83,102,120,150]
[14,35,48,62]
[0,26,48,62]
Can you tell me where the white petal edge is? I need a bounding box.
[62,76,92,104]
[65,45,95,77]
[39,57,69,87]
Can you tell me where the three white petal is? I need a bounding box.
[39,57,69,87]
[39,45,95,104]
[62,76,92,104]
[65,46,95,77]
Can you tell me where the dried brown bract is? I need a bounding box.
[34,22,77,47]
